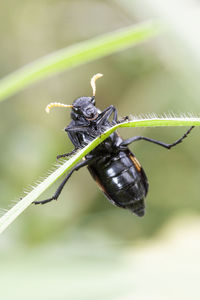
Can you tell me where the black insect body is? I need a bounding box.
[34,74,194,217]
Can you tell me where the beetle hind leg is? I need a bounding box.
[121,126,194,149]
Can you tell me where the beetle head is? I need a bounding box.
[71,96,98,121]
[45,73,103,121]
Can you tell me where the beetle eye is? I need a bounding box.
[91,97,95,105]
[73,106,79,112]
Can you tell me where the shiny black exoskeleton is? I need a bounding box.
[34,75,194,217]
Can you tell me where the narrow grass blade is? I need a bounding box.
[0,114,199,234]
[0,20,161,102]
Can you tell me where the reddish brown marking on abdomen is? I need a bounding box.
[129,153,141,172]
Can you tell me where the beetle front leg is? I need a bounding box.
[33,158,94,205]
[57,126,91,160]
[57,149,78,159]
[120,126,194,149]
[97,105,118,126]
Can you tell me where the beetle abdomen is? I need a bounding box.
[88,150,148,217]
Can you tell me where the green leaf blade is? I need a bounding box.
[0,115,199,234]
[0,20,161,102]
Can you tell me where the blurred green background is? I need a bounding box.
[1,0,200,299]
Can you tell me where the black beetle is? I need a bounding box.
[34,74,194,217]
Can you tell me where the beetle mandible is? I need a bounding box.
[34,74,194,217]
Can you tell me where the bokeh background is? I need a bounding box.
[1,0,200,299]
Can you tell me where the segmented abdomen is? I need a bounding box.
[88,150,148,217]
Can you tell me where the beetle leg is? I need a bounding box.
[66,126,89,133]
[112,106,118,122]
[120,126,194,149]
[66,125,97,139]
[97,105,118,126]
[57,149,78,159]
[118,116,130,123]
[33,158,95,205]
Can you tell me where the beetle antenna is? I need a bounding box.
[90,73,103,97]
[45,102,73,113]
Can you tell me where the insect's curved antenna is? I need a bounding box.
[90,73,103,97]
[45,74,103,113]
[45,102,73,113]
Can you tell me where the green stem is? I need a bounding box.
[0,115,199,234]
